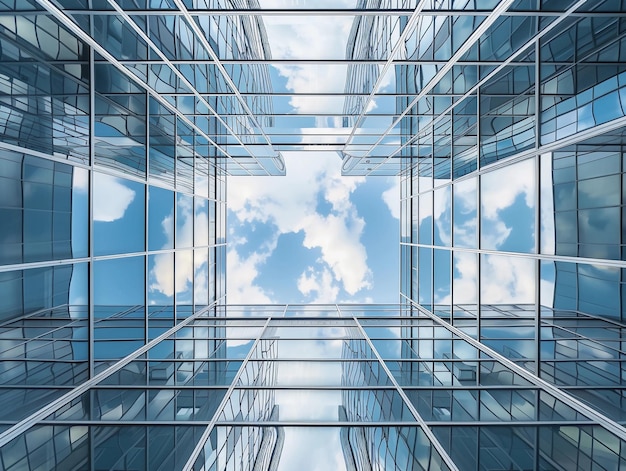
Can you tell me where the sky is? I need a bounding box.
[226,0,400,304]
[228,153,399,304]
[79,0,563,311]
[80,1,565,310]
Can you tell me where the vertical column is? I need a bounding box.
[182,316,273,471]
[348,312,459,471]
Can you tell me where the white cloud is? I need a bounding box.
[540,276,555,308]
[149,252,174,298]
[480,220,512,250]
[433,184,452,246]
[323,170,362,213]
[481,159,535,220]
[378,62,396,92]
[193,260,208,306]
[227,249,273,304]
[540,153,555,254]
[73,167,89,192]
[480,159,535,250]
[301,212,371,294]
[297,127,350,147]
[448,252,535,306]
[149,250,194,300]
[149,198,212,299]
[481,255,535,304]
[194,201,209,246]
[453,218,477,247]
[297,267,339,303]
[176,196,194,247]
[450,252,477,305]
[452,177,477,247]
[277,426,346,471]
[93,173,135,222]
[270,323,348,470]
[228,152,371,298]
[382,176,400,220]
[433,252,536,321]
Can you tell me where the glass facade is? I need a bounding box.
[2,1,626,470]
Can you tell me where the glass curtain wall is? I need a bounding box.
[0,0,280,449]
[381,0,626,467]
[2,305,626,470]
[344,0,626,467]
[3,0,626,470]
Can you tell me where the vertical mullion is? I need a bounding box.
[144,67,151,471]
[476,85,482,345]
[145,89,150,346]
[88,7,95,470]
[475,54,482,471]
[181,316,273,471]
[534,20,542,379]
[88,16,95,382]
[450,109,455,330]
[349,313,460,471]
[173,117,178,326]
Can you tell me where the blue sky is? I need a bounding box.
[223,0,544,309]
[227,153,400,303]
[226,0,400,304]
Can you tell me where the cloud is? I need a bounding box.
[447,252,535,307]
[227,4,380,302]
[301,212,371,294]
[268,325,348,470]
[480,220,512,250]
[93,173,135,222]
[297,267,339,303]
[480,159,535,250]
[382,177,400,220]
[540,276,555,308]
[481,159,535,220]
[73,167,89,192]
[149,197,212,300]
[149,250,195,301]
[297,127,353,148]
[278,428,346,470]
[433,185,452,246]
[540,153,555,254]
[452,178,477,247]
[338,296,374,304]
[324,170,363,213]
[149,252,174,298]
[481,255,535,304]
[227,248,273,304]
[228,152,371,298]
[450,252,478,305]
[193,258,208,306]
[176,195,194,248]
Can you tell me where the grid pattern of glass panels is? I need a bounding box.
[382,1,626,469]
[392,3,626,470]
[4,305,626,470]
[3,1,626,470]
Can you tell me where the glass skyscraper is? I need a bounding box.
[2,1,626,470]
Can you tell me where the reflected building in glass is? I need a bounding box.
[3,1,626,470]
[345,0,626,468]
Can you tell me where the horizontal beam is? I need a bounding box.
[115,59,532,65]
[9,59,620,66]
[29,420,603,427]
[8,9,626,17]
